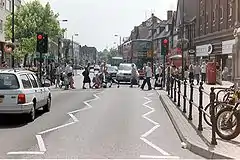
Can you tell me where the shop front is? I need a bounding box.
[222,39,235,80]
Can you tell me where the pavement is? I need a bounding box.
[157,79,240,159]
[0,73,202,159]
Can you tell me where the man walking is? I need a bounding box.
[141,62,152,90]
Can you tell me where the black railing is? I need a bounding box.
[166,75,219,145]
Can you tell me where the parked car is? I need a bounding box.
[0,69,51,122]
[116,63,136,82]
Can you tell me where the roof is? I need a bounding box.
[0,68,34,74]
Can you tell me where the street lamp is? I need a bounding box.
[11,0,15,68]
[114,34,122,56]
[72,34,79,73]
[58,20,68,63]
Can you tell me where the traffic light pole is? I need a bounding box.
[163,54,166,88]
[39,51,43,84]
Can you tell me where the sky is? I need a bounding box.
[24,0,177,51]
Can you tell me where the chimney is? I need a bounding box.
[167,10,173,20]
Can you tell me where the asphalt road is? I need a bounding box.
[0,72,203,159]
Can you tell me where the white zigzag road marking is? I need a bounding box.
[7,91,103,155]
[140,93,171,158]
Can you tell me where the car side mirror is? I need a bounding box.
[44,83,51,87]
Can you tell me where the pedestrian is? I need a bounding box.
[154,63,162,88]
[65,62,75,89]
[201,62,207,82]
[222,66,229,81]
[189,63,194,83]
[55,64,61,88]
[130,63,139,88]
[82,63,91,89]
[141,62,152,90]
[194,63,201,85]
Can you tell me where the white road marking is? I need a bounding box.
[140,137,170,156]
[36,135,46,152]
[7,151,44,155]
[68,113,79,122]
[147,93,154,97]
[7,91,103,156]
[39,122,75,134]
[141,124,160,138]
[144,97,151,101]
[140,155,180,159]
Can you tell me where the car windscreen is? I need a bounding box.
[118,65,131,71]
[0,73,20,90]
[107,66,117,72]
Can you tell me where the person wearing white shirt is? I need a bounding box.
[141,62,152,90]
[201,62,207,82]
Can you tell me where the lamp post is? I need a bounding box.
[58,20,68,63]
[72,34,79,74]
[114,34,122,56]
[181,0,185,80]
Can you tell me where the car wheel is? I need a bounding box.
[27,104,36,122]
[43,97,51,112]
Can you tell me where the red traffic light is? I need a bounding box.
[37,34,43,40]
[163,39,168,44]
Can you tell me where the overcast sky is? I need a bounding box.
[24,0,177,51]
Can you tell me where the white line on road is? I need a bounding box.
[140,137,170,156]
[147,93,154,97]
[7,91,103,156]
[68,113,79,122]
[141,124,160,138]
[39,122,75,134]
[36,135,46,152]
[7,151,44,155]
[144,97,151,101]
[140,155,180,159]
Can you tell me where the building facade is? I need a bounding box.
[195,0,236,73]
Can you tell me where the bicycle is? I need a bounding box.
[215,92,240,140]
[203,85,235,126]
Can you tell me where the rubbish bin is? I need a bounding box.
[207,62,216,85]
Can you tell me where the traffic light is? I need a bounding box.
[36,32,48,53]
[161,38,169,55]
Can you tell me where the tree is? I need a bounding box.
[4,0,62,64]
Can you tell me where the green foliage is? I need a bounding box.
[4,0,61,58]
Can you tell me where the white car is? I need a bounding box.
[116,63,136,82]
[0,69,51,122]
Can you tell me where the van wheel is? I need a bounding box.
[43,97,51,112]
[27,104,36,122]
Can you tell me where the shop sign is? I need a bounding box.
[222,39,235,55]
[196,44,209,57]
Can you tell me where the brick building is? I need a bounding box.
[195,0,236,73]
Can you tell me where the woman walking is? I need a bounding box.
[82,63,91,89]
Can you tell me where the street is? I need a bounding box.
[0,72,202,159]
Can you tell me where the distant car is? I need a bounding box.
[0,69,51,122]
[94,65,100,72]
[116,63,136,82]
[106,66,118,79]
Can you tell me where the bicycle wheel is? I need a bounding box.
[216,107,240,140]
[203,103,212,126]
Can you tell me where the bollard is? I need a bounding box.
[171,76,174,99]
[183,78,187,113]
[174,77,177,102]
[167,75,170,95]
[177,79,181,107]
[188,80,193,120]
[210,87,217,145]
[198,82,203,131]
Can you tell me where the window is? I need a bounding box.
[28,74,38,88]
[0,19,3,32]
[5,0,11,11]
[0,73,19,90]
[206,12,209,24]
[213,4,217,21]
[35,75,42,87]
[0,0,4,7]
[220,6,223,19]
[228,1,233,17]
[20,74,32,89]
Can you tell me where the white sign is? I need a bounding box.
[222,39,235,54]
[196,44,209,57]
